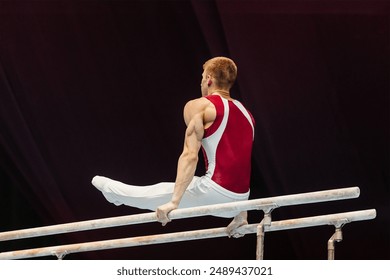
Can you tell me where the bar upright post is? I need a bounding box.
[256,208,273,260]
[327,220,346,260]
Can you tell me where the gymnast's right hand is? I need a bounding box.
[156,201,178,226]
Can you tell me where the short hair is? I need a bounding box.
[203,57,237,89]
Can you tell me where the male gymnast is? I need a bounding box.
[92,57,255,237]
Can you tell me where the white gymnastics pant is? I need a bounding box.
[92,175,250,218]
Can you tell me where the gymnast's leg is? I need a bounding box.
[92,175,249,218]
[92,175,196,212]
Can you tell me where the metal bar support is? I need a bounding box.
[327,219,348,260]
[256,206,274,260]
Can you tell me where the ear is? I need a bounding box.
[207,75,212,86]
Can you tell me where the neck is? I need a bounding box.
[210,89,230,98]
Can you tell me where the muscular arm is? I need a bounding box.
[170,113,204,205]
[156,99,209,225]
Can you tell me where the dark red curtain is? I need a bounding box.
[0,0,388,259]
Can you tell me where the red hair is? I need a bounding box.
[203,57,237,89]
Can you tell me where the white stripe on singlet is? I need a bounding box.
[202,97,229,178]
[232,100,255,139]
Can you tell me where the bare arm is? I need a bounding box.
[156,100,207,225]
[170,113,204,205]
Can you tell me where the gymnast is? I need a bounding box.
[92,57,255,238]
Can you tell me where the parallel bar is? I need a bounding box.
[242,209,376,233]
[0,209,375,260]
[0,186,360,242]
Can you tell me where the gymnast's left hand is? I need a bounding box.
[156,201,178,226]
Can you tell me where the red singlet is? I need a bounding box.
[202,95,255,193]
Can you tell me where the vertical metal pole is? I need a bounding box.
[256,208,273,260]
[256,221,265,260]
[327,233,336,260]
[327,227,343,260]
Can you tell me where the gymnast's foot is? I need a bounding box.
[91,175,109,191]
[226,211,248,238]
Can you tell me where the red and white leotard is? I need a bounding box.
[202,95,255,194]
